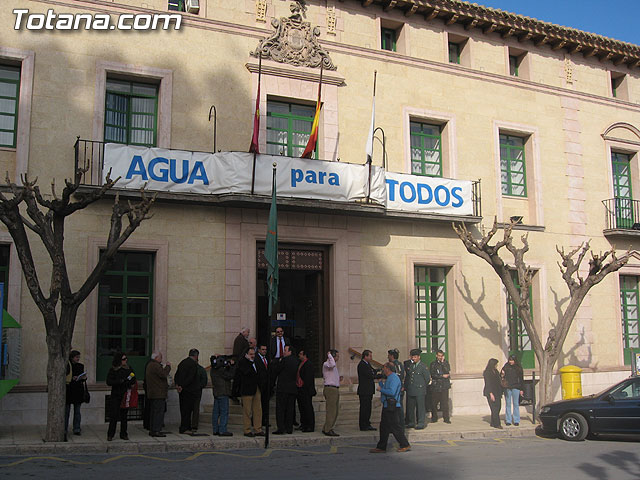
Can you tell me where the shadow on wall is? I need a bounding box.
[457,275,507,350]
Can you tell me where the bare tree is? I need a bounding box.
[0,169,154,441]
[453,218,629,412]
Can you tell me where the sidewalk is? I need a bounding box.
[0,414,538,456]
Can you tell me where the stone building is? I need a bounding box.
[1,0,639,424]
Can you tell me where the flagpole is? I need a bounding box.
[265,161,277,450]
[366,70,377,203]
[251,52,263,195]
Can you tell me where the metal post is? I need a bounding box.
[532,370,536,424]
[208,105,217,153]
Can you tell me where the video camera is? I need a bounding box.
[373,368,386,380]
[210,354,233,369]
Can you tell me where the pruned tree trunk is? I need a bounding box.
[453,218,628,415]
[0,169,155,441]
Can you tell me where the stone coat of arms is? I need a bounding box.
[251,0,337,70]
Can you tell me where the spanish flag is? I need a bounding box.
[301,65,323,159]
[249,53,262,154]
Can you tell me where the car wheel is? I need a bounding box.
[559,413,588,441]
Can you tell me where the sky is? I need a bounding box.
[472,1,640,45]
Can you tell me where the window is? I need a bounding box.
[611,151,634,228]
[104,79,158,147]
[410,121,442,177]
[620,275,639,365]
[611,72,627,100]
[168,0,183,10]
[500,134,527,197]
[509,55,519,77]
[448,42,460,64]
[507,271,534,368]
[96,251,154,381]
[611,378,640,400]
[0,65,20,148]
[381,27,397,52]
[414,266,447,364]
[0,245,9,310]
[266,100,316,158]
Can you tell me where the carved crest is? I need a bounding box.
[250,1,337,71]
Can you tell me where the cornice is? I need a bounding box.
[339,0,640,70]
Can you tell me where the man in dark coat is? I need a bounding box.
[255,344,271,427]
[145,351,171,437]
[232,327,250,360]
[405,348,430,430]
[430,349,451,423]
[174,348,200,434]
[296,349,316,432]
[269,327,290,360]
[357,349,376,431]
[237,349,264,437]
[210,354,236,436]
[273,345,299,434]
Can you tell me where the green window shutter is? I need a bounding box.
[381,28,397,52]
[509,55,519,77]
[611,152,634,228]
[448,42,460,64]
[410,121,442,177]
[620,275,640,365]
[414,266,448,366]
[507,271,534,368]
[500,134,527,197]
[0,65,20,148]
[104,79,158,147]
[266,100,316,158]
[96,251,154,381]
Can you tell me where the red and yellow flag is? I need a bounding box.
[249,53,262,154]
[301,66,323,159]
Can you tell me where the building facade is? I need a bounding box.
[1,0,640,423]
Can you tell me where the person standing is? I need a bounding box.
[145,351,171,437]
[238,348,264,437]
[106,352,136,441]
[405,348,430,430]
[210,354,235,436]
[483,358,503,429]
[430,349,452,424]
[255,344,271,427]
[357,349,376,431]
[174,348,201,434]
[369,363,411,454]
[191,360,209,432]
[233,327,250,360]
[269,327,290,360]
[501,354,524,426]
[322,349,341,437]
[296,349,316,432]
[273,345,299,434]
[65,350,86,439]
[387,349,405,428]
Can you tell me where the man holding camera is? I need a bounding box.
[210,354,236,436]
[357,349,376,431]
[370,363,411,453]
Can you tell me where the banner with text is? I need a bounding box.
[385,172,473,215]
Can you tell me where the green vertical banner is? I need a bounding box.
[265,164,279,315]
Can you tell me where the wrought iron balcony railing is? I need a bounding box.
[602,197,640,230]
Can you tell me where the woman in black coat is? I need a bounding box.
[483,358,503,429]
[106,352,136,441]
[65,350,86,437]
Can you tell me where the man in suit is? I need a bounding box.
[269,327,290,360]
[430,349,452,423]
[237,349,264,437]
[255,344,271,427]
[357,349,376,431]
[174,348,201,434]
[405,348,431,430]
[232,327,250,360]
[296,349,316,432]
[272,345,298,434]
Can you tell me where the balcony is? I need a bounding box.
[602,198,640,237]
[74,139,482,223]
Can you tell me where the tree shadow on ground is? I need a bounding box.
[577,449,640,479]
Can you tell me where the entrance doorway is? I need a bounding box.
[256,245,328,376]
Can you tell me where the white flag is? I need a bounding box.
[365,95,375,163]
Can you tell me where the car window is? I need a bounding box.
[610,379,640,400]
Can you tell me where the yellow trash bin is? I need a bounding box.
[559,365,583,399]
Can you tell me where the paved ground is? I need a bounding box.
[0,414,536,455]
[1,434,639,480]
